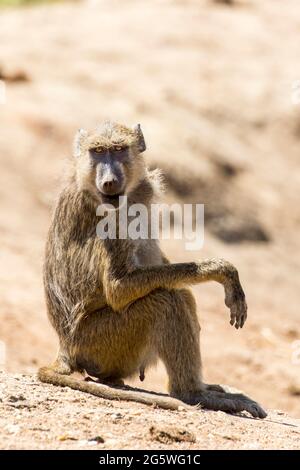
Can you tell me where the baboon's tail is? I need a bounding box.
[37,367,186,411]
[38,367,267,418]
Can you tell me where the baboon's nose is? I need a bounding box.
[102,176,120,195]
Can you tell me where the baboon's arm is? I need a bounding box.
[104,258,247,328]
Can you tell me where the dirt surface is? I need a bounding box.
[1,372,300,450]
[1,0,300,449]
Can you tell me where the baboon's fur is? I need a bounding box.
[38,121,267,419]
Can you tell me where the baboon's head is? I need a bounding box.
[73,121,147,207]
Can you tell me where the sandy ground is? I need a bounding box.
[1,0,300,449]
[1,372,300,450]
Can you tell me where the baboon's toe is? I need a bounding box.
[191,390,267,419]
[231,393,267,419]
[247,402,267,419]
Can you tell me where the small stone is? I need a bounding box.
[150,425,196,444]
[88,435,105,444]
[219,433,239,441]
[8,395,26,402]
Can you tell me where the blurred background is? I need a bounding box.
[0,0,300,416]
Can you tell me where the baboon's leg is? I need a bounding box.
[152,288,203,396]
[40,289,266,418]
[130,287,266,418]
[73,288,200,387]
[148,289,228,398]
[79,287,265,417]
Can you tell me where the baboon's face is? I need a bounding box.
[75,122,146,208]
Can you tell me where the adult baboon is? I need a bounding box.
[39,121,266,419]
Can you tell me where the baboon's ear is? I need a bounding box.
[133,124,146,153]
[73,128,88,157]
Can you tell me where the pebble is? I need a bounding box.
[8,395,26,402]
[88,436,105,444]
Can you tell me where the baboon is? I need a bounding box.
[38,121,267,419]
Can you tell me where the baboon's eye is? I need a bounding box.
[93,146,105,154]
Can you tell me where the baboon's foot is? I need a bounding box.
[203,383,226,393]
[224,280,247,329]
[185,390,267,419]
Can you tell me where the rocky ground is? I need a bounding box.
[1,372,300,450]
[1,0,300,449]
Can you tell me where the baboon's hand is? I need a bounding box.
[224,277,247,329]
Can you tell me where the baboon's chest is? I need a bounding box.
[130,239,163,268]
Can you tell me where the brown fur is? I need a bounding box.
[38,121,267,419]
